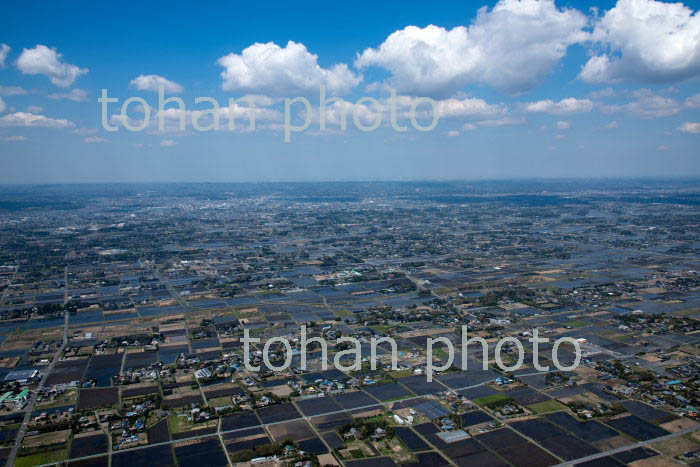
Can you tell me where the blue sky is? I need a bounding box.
[0,0,699,183]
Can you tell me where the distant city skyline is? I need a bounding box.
[1,0,699,183]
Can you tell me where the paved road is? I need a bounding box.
[6,267,70,467]
[554,424,700,466]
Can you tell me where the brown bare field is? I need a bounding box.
[267,419,315,442]
[638,287,667,294]
[175,374,195,384]
[99,324,130,339]
[159,341,187,349]
[210,310,237,320]
[71,325,102,338]
[23,429,71,448]
[628,456,682,467]
[685,430,700,444]
[0,357,20,368]
[659,418,698,433]
[677,345,700,356]
[651,436,697,457]
[317,453,340,466]
[103,307,135,316]
[351,408,384,418]
[159,321,186,333]
[170,386,200,397]
[592,434,635,451]
[269,385,293,398]
[1,331,39,350]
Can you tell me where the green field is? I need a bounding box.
[472,393,509,406]
[16,449,67,467]
[207,396,234,408]
[389,369,414,379]
[528,400,567,414]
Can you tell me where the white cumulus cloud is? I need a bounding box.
[217,41,361,96]
[0,85,28,96]
[685,93,700,109]
[475,116,526,127]
[355,0,588,95]
[0,97,5,113]
[315,94,507,129]
[160,139,177,147]
[556,120,571,130]
[0,44,10,68]
[0,111,74,128]
[16,45,88,87]
[130,75,183,93]
[436,97,507,119]
[4,135,27,142]
[589,87,616,99]
[48,88,88,102]
[523,97,593,115]
[84,136,107,143]
[678,122,700,134]
[601,89,681,117]
[72,127,98,135]
[580,0,700,84]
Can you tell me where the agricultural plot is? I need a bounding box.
[332,391,377,410]
[147,418,170,444]
[604,415,669,441]
[298,436,328,454]
[123,350,158,370]
[111,444,175,467]
[69,432,108,458]
[84,354,123,387]
[267,419,315,442]
[220,410,261,432]
[397,375,447,395]
[311,412,353,431]
[498,441,560,466]
[459,410,493,427]
[545,411,619,443]
[393,427,429,451]
[509,418,565,441]
[539,434,599,461]
[174,437,228,467]
[363,383,413,401]
[256,402,301,424]
[77,387,119,410]
[46,359,89,385]
[296,396,343,416]
[224,428,271,454]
